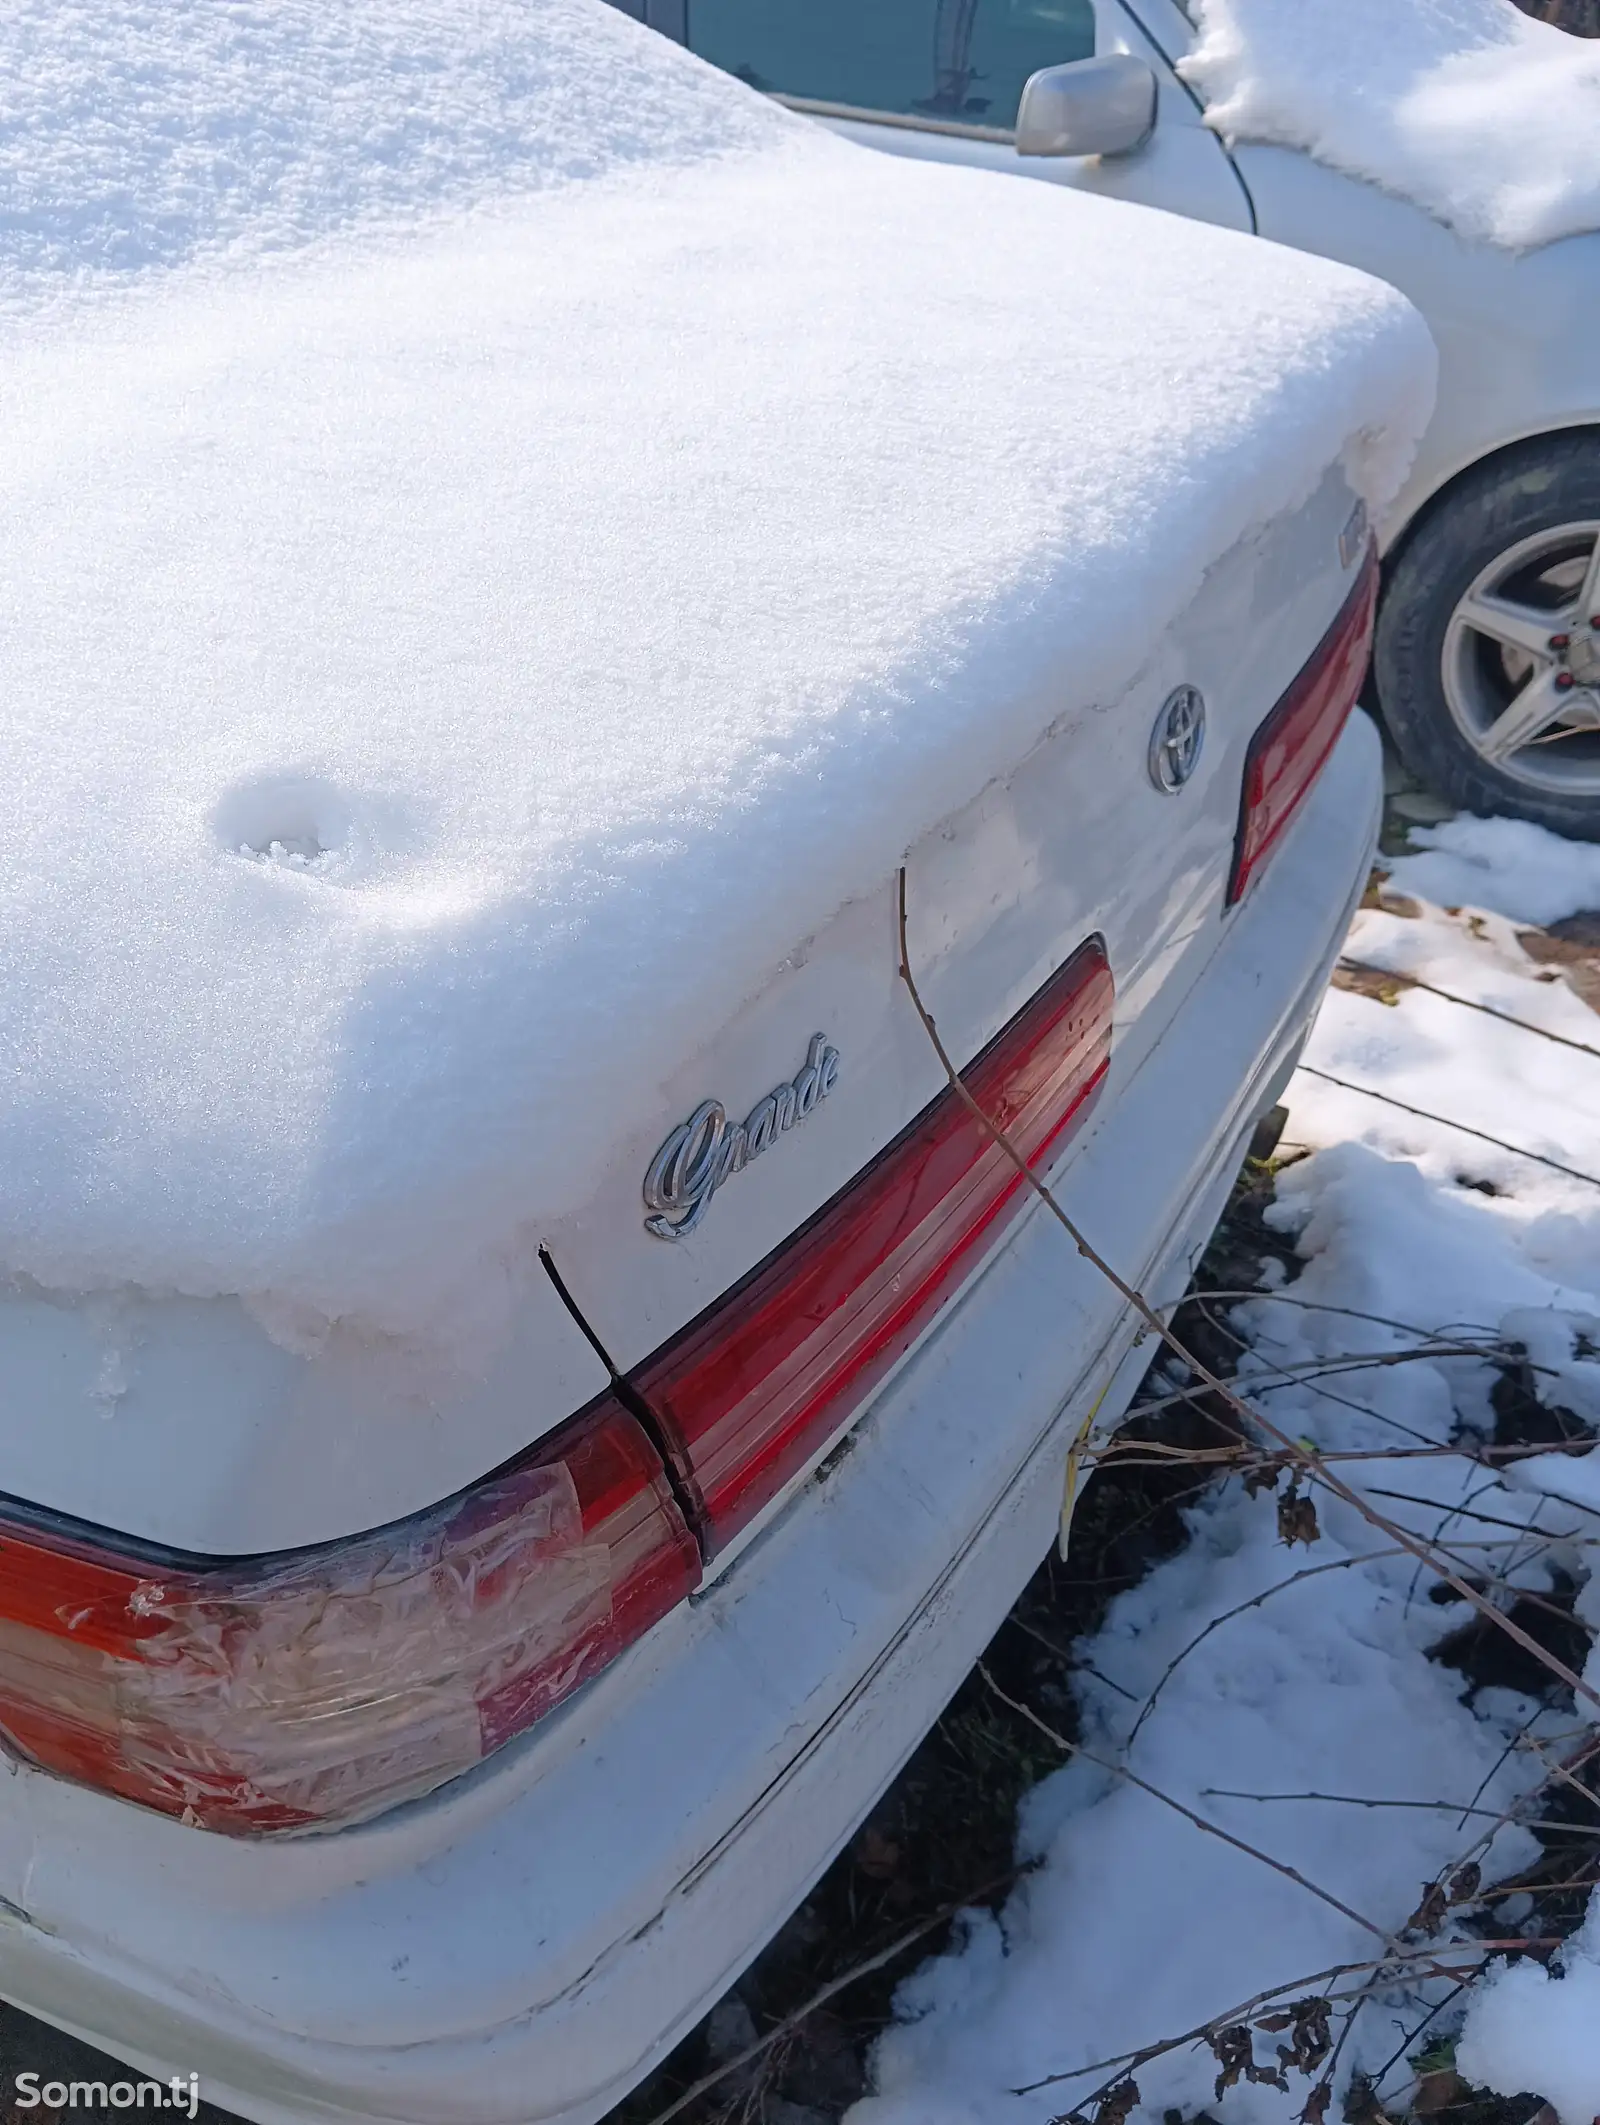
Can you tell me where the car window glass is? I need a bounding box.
[684,0,1097,129]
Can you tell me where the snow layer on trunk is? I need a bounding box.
[1183,0,1600,251]
[0,0,1434,1353]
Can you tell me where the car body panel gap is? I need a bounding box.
[537,1244,708,1549]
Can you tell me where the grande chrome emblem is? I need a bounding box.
[643,1034,842,1241]
[1148,684,1206,793]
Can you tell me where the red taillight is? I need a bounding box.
[631,937,1114,1552]
[1227,545,1378,907]
[0,1397,698,1834]
[0,943,1115,1831]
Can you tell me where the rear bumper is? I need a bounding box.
[0,716,1382,2125]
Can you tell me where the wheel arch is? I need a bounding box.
[1384,420,1600,582]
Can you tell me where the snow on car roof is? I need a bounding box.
[0,0,1434,1357]
[1183,0,1600,251]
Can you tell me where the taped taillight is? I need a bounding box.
[0,1397,698,1834]
[1228,544,1378,907]
[632,937,1114,1551]
[0,948,1113,1830]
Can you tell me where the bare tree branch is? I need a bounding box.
[978,1664,1388,1940]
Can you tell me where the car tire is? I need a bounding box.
[1374,433,1600,838]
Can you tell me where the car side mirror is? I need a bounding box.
[1014,54,1159,159]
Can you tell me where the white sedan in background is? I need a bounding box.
[634,0,1600,836]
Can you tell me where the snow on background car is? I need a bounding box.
[1183,0,1600,249]
[838,813,1600,2123]
[0,0,1432,1367]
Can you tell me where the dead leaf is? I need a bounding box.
[1211,2027,1251,2095]
[1276,1997,1331,2073]
[1092,2081,1141,2125]
[1209,2026,1287,2097]
[1342,2072,1391,2125]
[1301,2082,1332,2125]
[1277,1486,1321,1548]
[1447,1861,1481,1906]
[1405,1879,1449,1935]
[1413,2071,1468,2116]
[1361,873,1420,919]
[1331,963,1411,1007]
[1244,1455,1287,1499]
[1517,914,1600,1018]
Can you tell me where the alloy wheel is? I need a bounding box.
[1441,519,1600,797]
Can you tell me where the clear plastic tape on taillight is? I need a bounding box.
[1227,543,1379,908]
[631,937,1115,1553]
[0,1397,698,1834]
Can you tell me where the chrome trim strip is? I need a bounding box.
[773,95,1016,145]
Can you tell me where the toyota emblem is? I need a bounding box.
[1149,685,1206,794]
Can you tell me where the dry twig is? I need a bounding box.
[978,1665,1388,1940]
[894,868,1600,1716]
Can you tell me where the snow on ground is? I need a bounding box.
[0,0,1434,1358]
[1458,1900,1600,2125]
[847,814,1600,2123]
[1182,0,1600,250]
[1384,811,1600,928]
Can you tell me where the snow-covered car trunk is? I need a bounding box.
[0,0,1431,1848]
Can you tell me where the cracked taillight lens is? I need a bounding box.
[632,936,1114,1551]
[1228,544,1378,907]
[0,1396,698,1834]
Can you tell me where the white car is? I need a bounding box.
[0,3,1430,2120]
[642,0,1600,837]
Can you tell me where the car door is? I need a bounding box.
[644,0,1254,232]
